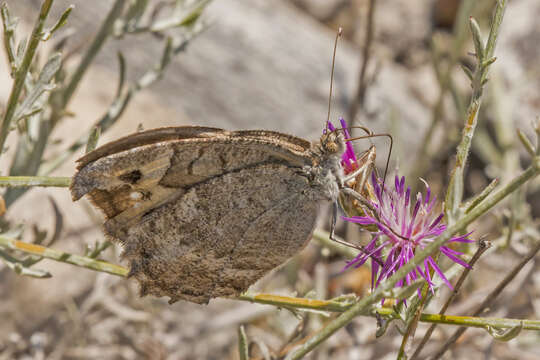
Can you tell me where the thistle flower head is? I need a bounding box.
[343,174,473,294]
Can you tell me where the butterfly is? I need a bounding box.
[70,125,378,304]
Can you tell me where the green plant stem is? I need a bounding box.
[397,285,430,359]
[348,0,377,125]
[430,237,540,359]
[446,0,507,219]
[312,229,359,259]
[236,294,540,331]
[237,293,354,313]
[60,0,126,109]
[409,0,475,181]
[0,235,128,276]
[238,325,249,360]
[40,27,205,176]
[1,4,17,73]
[0,0,53,154]
[410,239,491,360]
[288,159,539,360]
[0,176,70,187]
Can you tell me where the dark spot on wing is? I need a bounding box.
[119,169,142,184]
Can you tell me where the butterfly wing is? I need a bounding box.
[71,127,319,304]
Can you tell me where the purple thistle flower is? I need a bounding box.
[343,173,473,296]
[327,117,358,174]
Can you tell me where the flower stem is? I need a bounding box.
[0,0,54,154]
[0,176,70,187]
[0,235,129,276]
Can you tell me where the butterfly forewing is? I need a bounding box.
[71,126,322,304]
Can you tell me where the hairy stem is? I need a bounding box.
[0,0,54,153]
[0,176,70,187]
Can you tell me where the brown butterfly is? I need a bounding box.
[71,126,378,304]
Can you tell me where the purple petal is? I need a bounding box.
[405,187,411,207]
[447,231,474,243]
[440,247,471,268]
[406,199,421,238]
[339,117,350,138]
[425,186,431,205]
[427,256,453,289]
[342,216,377,225]
[429,213,444,230]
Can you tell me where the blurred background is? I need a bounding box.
[1,0,539,359]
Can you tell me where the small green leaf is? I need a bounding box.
[160,37,173,71]
[469,17,485,61]
[85,126,101,153]
[461,64,474,81]
[517,129,535,156]
[482,57,497,69]
[38,52,62,83]
[124,0,148,28]
[238,325,249,360]
[41,5,74,41]
[485,322,523,341]
[115,51,126,97]
[375,316,393,338]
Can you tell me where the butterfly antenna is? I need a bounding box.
[326,27,343,131]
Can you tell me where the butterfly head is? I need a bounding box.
[320,129,346,157]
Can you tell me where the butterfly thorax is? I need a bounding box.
[303,132,346,201]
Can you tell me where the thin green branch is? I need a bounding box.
[517,129,536,156]
[60,0,126,109]
[465,178,499,213]
[445,0,507,221]
[1,3,17,74]
[85,125,101,153]
[409,0,475,181]
[40,25,206,176]
[237,293,354,313]
[0,235,128,276]
[410,239,491,360]
[0,176,70,187]
[0,0,54,154]
[348,0,377,125]
[238,325,249,360]
[312,229,359,259]
[397,283,430,359]
[430,237,540,358]
[236,294,540,331]
[0,248,51,278]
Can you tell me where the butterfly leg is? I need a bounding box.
[340,188,377,215]
[328,202,373,256]
[328,199,383,266]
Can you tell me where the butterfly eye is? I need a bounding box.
[322,133,341,154]
[326,140,339,153]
